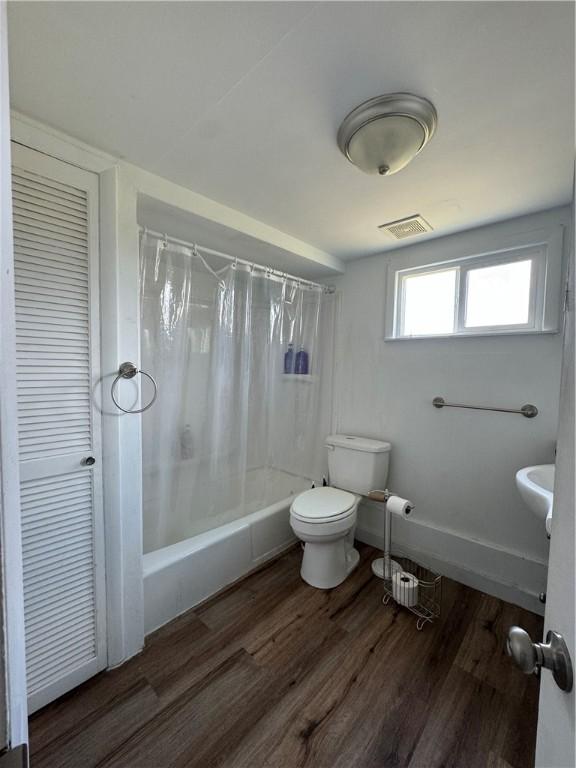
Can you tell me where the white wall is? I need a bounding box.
[334,207,570,612]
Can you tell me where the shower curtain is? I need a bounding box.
[140,235,335,553]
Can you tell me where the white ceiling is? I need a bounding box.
[8,1,575,260]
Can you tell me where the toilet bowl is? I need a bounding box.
[290,487,360,589]
[290,434,392,589]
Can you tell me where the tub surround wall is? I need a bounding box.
[333,207,569,613]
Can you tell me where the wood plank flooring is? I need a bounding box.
[29,543,543,768]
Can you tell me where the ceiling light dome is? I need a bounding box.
[337,92,437,176]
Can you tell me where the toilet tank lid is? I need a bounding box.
[325,434,391,453]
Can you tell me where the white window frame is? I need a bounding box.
[385,225,565,340]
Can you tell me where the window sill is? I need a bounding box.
[384,328,560,342]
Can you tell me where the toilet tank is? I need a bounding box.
[325,434,391,495]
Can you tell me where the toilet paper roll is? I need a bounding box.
[392,571,419,608]
[387,495,414,518]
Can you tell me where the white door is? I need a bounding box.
[535,239,575,767]
[11,142,107,714]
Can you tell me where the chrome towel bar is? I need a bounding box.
[432,396,538,419]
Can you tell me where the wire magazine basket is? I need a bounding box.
[382,551,442,630]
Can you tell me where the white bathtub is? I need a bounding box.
[143,468,311,635]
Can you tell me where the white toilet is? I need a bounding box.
[290,434,391,589]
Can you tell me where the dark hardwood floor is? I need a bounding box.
[29,543,543,768]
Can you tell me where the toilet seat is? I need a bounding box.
[291,487,357,524]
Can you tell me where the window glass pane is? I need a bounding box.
[465,259,532,328]
[401,268,457,336]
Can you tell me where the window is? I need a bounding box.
[464,259,532,328]
[387,236,563,339]
[401,268,457,336]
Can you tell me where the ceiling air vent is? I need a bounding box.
[378,214,433,240]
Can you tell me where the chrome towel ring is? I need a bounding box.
[111,361,158,414]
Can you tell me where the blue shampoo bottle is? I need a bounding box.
[294,346,309,374]
[284,343,294,373]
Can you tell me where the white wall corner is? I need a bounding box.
[99,166,144,664]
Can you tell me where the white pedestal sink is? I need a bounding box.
[515,464,555,535]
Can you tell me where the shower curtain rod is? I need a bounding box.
[140,226,335,293]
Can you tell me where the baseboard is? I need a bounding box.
[355,517,547,616]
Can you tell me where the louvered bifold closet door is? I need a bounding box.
[11,143,107,714]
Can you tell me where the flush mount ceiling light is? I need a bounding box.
[337,92,437,176]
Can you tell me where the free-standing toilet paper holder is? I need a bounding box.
[367,489,442,630]
[367,489,413,580]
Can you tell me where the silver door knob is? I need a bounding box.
[507,626,573,692]
[82,456,96,466]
